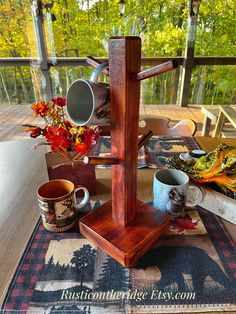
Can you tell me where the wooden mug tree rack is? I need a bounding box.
[80,37,178,268]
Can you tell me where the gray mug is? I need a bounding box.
[66,63,110,126]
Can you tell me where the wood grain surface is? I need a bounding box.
[136,59,178,81]
[109,37,141,225]
[0,104,205,141]
[83,156,120,165]
[80,37,171,268]
[0,139,47,305]
[86,56,109,76]
[80,199,170,268]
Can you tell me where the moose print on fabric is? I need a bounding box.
[136,246,234,293]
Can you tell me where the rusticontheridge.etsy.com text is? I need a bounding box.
[61,289,196,302]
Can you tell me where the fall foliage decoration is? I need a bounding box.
[22,97,100,161]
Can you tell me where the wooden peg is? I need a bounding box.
[138,131,153,150]
[83,156,120,165]
[86,56,109,77]
[135,59,178,81]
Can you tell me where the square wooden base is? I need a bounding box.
[79,200,170,268]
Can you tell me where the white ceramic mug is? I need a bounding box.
[153,168,202,217]
[66,62,110,126]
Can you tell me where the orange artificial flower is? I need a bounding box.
[45,126,71,151]
[72,142,88,155]
[32,101,50,117]
[72,126,100,154]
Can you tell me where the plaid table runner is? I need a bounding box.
[2,201,236,313]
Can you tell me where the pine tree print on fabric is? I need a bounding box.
[95,257,131,292]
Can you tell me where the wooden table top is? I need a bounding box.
[0,137,236,310]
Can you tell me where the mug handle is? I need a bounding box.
[90,62,109,83]
[75,185,90,209]
[186,184,203,207]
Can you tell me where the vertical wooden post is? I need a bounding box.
[178,0,200,107]
[109,37,141,225]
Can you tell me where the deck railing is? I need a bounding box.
[0,56,235,107]
[1,0,236,107]
[1,56,235,67]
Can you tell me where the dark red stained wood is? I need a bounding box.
[109,37,141,226]
[86,56,109,77]
[80,37,170,267]
[79,200,170,268]
[138,131,153,150]
[83,156,120,165]
[136,59,178,81]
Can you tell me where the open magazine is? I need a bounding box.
[93,136,199,169]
